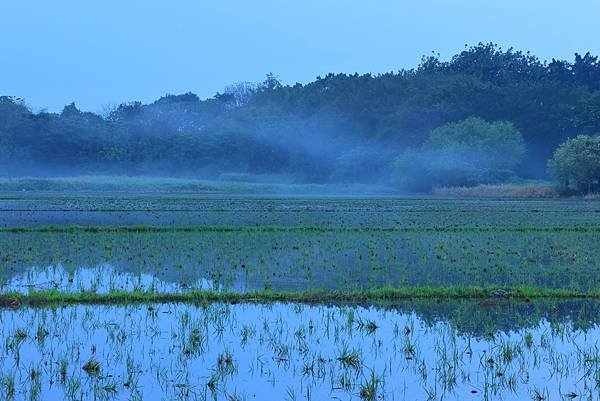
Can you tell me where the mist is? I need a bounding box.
[1,44,600,193]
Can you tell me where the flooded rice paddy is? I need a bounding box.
[1,194,600,400]
[3,301,600,401]
[1,227,599,293]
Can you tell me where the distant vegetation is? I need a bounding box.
[548,135,600,194]
[0,175,393,195]
[431,182,558,198]
[393,117,525,190]
[1,43,600,193]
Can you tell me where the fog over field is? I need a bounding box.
[1,44,600,196]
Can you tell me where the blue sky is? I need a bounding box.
[1,0,599,112]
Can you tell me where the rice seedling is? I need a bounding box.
[82,358,101,377]
[359,371,380,401]
[337,344,362,370]
[3,373,15,400]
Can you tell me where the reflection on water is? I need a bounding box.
[1,302,600,400]
[1,264,216,294]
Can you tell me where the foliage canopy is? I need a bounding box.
[395,117,525,189]
[548,135,600,194]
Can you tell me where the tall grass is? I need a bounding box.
[432,183,559,198]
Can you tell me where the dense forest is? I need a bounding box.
[1,43,599,189]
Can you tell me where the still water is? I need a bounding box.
[1,301,598,401]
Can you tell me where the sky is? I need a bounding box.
[1,0,599,113]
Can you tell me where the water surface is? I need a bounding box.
[2,301,599,401]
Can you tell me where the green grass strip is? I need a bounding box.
[3,224,600,234]
[1,286,599,308]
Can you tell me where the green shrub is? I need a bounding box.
[548,135,600,194]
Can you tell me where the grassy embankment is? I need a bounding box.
[2,286,600,309]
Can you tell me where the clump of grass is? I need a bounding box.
[35,325,48,343]
[357,319,379,334]
[14,329,27,341]
[337,345,361,370]
[217,350,236,376]
[82,358,101,376]
[3,374,15,400]
[206,374,218,393]
[102,382,117,395]
[359,372,380,401]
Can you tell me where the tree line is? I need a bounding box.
[1,43,599,192]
